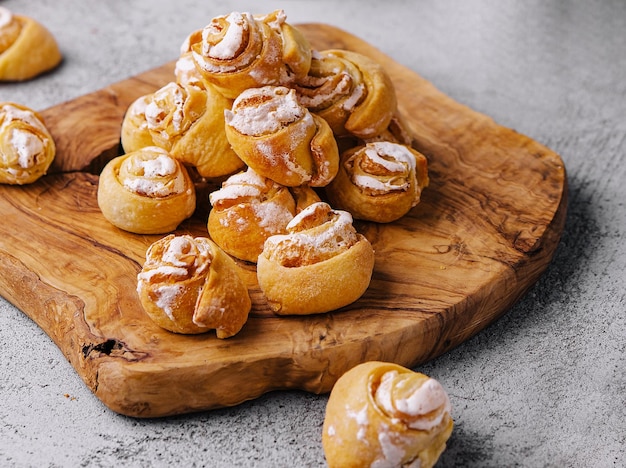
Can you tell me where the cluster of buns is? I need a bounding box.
[3,8,453,462]
[107,9,431,337]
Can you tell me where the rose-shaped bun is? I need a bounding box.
[323,361,453,468]
[207,167,320,263]
[97,146,196,234]
[0,7,62,81]
[137,234,251,337]
[225,85,339,187]
[0,102,55,185]
[140,81,244,179]
[189,10,311,99]
[325,141,429,223]
[257,202,375,315]
[294,49,397,140]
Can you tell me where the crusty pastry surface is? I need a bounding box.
[323,361,453,468]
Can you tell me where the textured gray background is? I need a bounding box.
[1,1,625,466]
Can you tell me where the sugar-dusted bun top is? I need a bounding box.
[118,147,187,198]
[262,201,359,267]
[225,85,309,137]
[373,369,452,431]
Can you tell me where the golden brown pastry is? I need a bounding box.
[207,167,320,263]
[189,10,312,99]
[325,141,429,223]
[120,93,155,154]
[174,30,206,90]
[323,361,453,468]
[141,81,244,179]
[257,202,375,315]
[293,49,397,140]
[97,146,196,234]
[0,102,55,185]
[0,7,62,81]
[224,85,339,187]
[137,234,251,337]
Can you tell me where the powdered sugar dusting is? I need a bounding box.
[203,12,248,59]
[145,83,186,135]
[9,128,44,168]
[263,202,359,266]
[350,142,417,193]
[225,86,305,136]
[374,370,451,431]
[121,151,186,198]
[0,7,13,29]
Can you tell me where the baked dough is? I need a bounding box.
[141,81,244,179]
[257,202,375,315]
[0,7,62,81]
[224,85,338,187]
[174,30,206,90]
[97,146,196,234]
[325,141,429,223]
[137,234,251,337]
[120,93,155,154]
[0,102,55,185]
[207,167,320,263]
[294,49,397,140]
[189,10,311,99]
[323,361,453,468]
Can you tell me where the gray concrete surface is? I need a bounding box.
[1,1,625,466]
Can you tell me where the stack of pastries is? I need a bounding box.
[99,9,431,335]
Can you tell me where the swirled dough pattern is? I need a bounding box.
[323,361,453,468]
[0,102,55,185]
[137,234,251,337]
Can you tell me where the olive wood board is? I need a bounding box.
[0,23,567,418]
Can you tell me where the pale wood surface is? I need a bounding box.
[0,23,566,417]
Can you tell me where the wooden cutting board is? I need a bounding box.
[0,24,567,418]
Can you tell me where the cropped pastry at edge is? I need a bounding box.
[0,102,55,185]
[137,234,251,337]
[323,361,453,468]
[257,202,375,315]
[97,146,196,234]
[0,7,61,81]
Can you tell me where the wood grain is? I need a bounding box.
[0,24,567,417]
